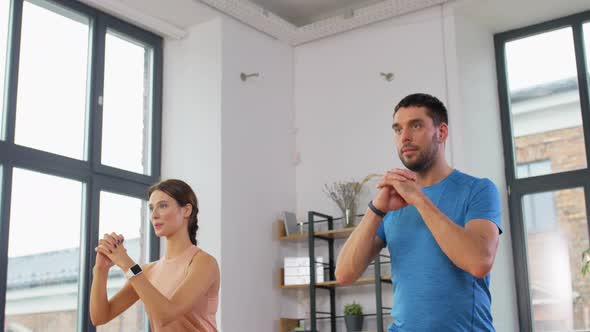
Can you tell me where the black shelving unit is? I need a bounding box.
[306,211,391,332]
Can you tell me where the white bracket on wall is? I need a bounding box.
[380,72,395,81]
[240,72,260,81]
[292,152,301,166]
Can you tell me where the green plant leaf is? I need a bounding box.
[343,302,363,316]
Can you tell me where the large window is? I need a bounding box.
[0,1,162,331]
[15,0,90,159]
[6,169,83,331]
[496,10,590,332]
[0,0,10,135]
[97,191,149,332]
[102,31,154,174]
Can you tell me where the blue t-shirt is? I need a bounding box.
[376,169,502,332]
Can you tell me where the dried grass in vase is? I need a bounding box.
[323,173,380,228]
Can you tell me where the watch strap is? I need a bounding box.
[368,200,386,218]
[124,263,142,279]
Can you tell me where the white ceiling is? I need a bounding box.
[196,0,449,45]
[248,0,386,27]
[81,0,590,45]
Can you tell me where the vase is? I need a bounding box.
[343,207,356,228]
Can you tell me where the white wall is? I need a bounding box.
[219,16,296,331]
[162,17,224,325]
[163,13,296,331]
[450,10,519,332]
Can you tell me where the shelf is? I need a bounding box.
[280,318,299,332]
[277,219,356,241]
[280,316,393,332]
[278,211,390,332]
[309,312,393,320]
[279,268,391,289]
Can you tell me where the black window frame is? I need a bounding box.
[0,0,162,331]
[495,9,590,332]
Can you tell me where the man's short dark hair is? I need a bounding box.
[394,93,448,126]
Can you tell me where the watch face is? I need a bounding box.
[130,264,142,274]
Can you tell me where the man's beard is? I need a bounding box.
[398,132,439,172]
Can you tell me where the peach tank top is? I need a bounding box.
[145,245,218,332]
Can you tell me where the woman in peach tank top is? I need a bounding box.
[89,179,219,331]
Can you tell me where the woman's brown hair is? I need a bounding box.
[148,179,199,245]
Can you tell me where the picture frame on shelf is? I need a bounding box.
[282,211,300,236]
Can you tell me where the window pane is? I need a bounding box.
[506,28,587,178]
[518,161,556,233]
[101,30,153,175]
[0,0,10,139]
[5,168,83,332]
[14,0,89,159]
[523,188,589,331]
[97,191,149,331]
[584,23,590,112]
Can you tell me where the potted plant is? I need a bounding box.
[324,174,379,228]
[344,302,363,332]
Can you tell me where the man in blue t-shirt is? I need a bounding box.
[335,93,502,331]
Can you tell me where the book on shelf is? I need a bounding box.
[284,256,325,284]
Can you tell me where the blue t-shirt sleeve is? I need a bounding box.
[376,216,386,242]
[465,178,503,234]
